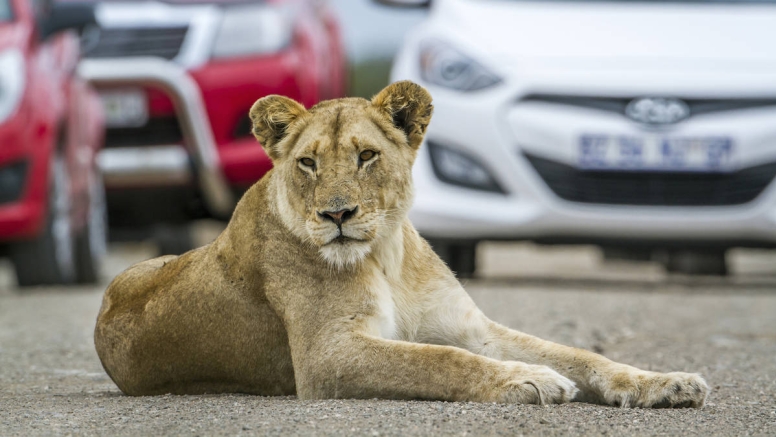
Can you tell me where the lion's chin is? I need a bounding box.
[319,239,372,270]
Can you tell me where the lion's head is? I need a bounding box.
[249,81,433,268]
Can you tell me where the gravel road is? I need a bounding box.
[1,241,775,436]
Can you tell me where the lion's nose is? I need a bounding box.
[318,206,358,226]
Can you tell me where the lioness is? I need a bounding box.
[95,81,709,407]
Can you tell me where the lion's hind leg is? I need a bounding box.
[94,255,184,395]
[95,251,297,397]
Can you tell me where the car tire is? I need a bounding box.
[11,153,76,287]
[664,249,728,276]
[155,225,195,256]
[75,171,108,284]
[427,239,478,279]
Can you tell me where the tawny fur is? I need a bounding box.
[94,81,709,407]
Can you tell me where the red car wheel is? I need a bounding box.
[11,152,77,287]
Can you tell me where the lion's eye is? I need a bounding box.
[359,150,376,162]
[300,157,315,168]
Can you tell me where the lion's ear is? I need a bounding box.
[371,81,433,149]
[249,95,307,160]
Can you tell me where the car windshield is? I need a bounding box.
[0,0,12,22]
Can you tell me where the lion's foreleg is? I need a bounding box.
[414,284,709,408]
[484,323,710,408]
[291,329,576,405]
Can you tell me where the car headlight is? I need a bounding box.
[0,49,25,124]
[211,5,293,59]
[420,40,501,92]
[427,141,505,193]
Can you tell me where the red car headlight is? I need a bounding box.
[211,5,293,60]
[0,49,25,123]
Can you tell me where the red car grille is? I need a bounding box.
[104,117,183,148]
[84,26,189,60]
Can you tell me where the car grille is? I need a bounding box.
[233,114,253,139]
[84,26,189,60]
[520,94,776,118]
[105,117,184,148]
[524,153,776,206]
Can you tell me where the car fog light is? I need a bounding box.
[427,141,505,194]
[0,160,28,204]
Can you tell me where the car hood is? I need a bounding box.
[433,0,776,70]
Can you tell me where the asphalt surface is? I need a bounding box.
[1,239,775,436]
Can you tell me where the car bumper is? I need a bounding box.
[78,57,235,218]
[397,76,776,246]
[97,145,192,187]
[0,111,49,241]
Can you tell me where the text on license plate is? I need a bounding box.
[579,135,733,172]
[99,89,149,128]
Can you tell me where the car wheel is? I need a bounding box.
[664,249,728,276]
[11,153,76,287]
[75,171,108,284]
[155,225,195,256]
[427,239,478,279]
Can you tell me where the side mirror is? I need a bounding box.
[374,0,431,7]
[39,2,97,40]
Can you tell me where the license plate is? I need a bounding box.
[579,134,733,172]
[99,89,149,128]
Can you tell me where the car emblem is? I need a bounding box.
[625,97,690,125]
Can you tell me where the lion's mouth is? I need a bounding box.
[328,234,366,245]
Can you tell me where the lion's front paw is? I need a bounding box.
[500,364,578,405]
[602,370,709,408]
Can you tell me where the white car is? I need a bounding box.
[385,0,776,277]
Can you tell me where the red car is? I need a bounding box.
[77,0,347,253]
[0,0,106,286]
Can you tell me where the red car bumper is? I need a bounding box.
[87,43,330,220]
[190,52,304,187]
[0,103,51,241]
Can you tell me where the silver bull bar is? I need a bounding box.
[78,57,235,218]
